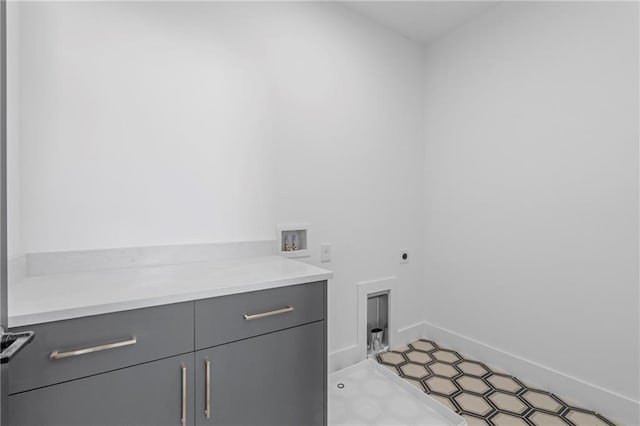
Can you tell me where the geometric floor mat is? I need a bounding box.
[377,339,616,426]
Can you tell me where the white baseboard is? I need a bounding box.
[422,321,640,426]
[397,322,425,346]
[328,345,360,374]
[328,322,425,374]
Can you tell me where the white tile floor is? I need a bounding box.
[329,359,465,426]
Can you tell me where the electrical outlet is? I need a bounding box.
[321,244,331,262]
[400,250,409,264]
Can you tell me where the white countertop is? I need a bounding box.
[8,256,333,328]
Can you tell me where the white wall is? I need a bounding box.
[16,2,426,354]
[422,0,639,418]
[7,2,21,259]
[18,3,638,416]
[20,2,277,251]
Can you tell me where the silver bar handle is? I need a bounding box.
[205,359,211,419]
[49,337,137,360]
[243,306,294,321]
[181,364,187,426]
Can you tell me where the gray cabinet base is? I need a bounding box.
[8,281,327,426]
[9,353,195,426]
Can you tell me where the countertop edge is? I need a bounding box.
[9,271,333,328]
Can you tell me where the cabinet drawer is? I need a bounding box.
[9,353,195,426]
[195,281,325,350]
[8,302,194,394]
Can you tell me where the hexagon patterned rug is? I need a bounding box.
[376,339,615,426]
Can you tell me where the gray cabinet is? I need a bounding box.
[9,353,195,426]
[194,321,325,426]
[8,281,327,426]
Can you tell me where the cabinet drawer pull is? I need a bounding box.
[243,306,294,321]
[181,364,187,426]
[49,337,137,360]
[205,359,211,419]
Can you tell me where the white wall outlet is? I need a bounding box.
[320,243,331,262]
[400,249,409,264]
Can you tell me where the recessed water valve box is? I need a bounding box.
[277,224,310,258]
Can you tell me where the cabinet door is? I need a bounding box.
[195,321,325,426]
[9,353,195,426]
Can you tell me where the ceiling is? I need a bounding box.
[342,1,499,45]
